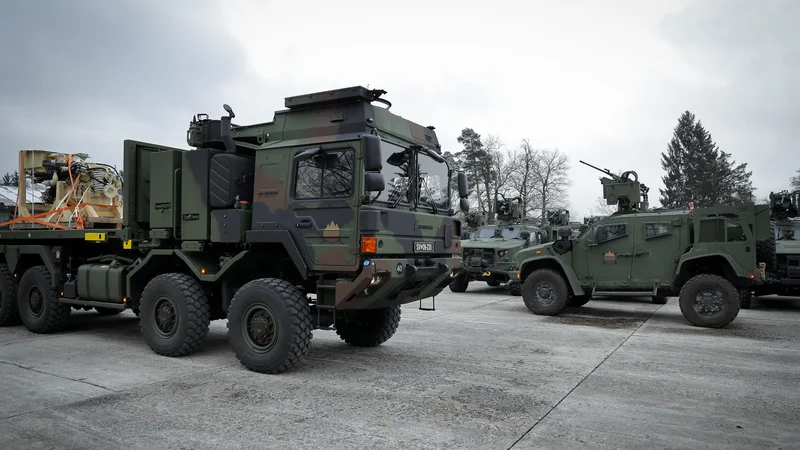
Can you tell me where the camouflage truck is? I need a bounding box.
[449,196,544,295]
[510,160,773,328]
[0,86,470,374]
[750,190,800,305]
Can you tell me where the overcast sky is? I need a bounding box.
[0,0,796,218]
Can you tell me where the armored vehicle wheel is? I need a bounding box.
[756,222,777,273]
[739,288,752,309]
[16,265,71,333]
[95,307,122,316]
[522,269,569,315]
[508,282,522,296]
[0,263,21,326]
[678,274,740,328]
[227,278,313,374]
[448,273,469,292]
[336,305,401,347]
[568,294,592,307]
[487,280,501,287]
[652,295,668,305]
[139,273,210,357]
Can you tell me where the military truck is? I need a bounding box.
[449,196,544,295]
[0,86,470,374]
[749,190,800,305]
[511,161,773,328]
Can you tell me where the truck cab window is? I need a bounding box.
[294,150,354,199]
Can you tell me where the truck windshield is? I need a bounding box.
[370,139,450,211]
[475,226,525,239]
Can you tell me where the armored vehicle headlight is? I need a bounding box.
[498,250,508,257]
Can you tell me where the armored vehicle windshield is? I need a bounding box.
[372,140,451,212]
[474,225,531,240]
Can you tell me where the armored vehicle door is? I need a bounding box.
[630,218,685,287]
[585,221,635,286]
[288,143,360,270]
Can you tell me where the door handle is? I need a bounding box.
[296,219,312,229]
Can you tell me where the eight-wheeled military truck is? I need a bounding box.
[449,196,544,295]
[511,161,773,328]
[750,190,800,305]
[0,86,470,373]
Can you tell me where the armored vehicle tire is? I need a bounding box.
[756,222,777,273]
[336,306,401,347]
[0,263,21,327]
[227,278,313,374]
[139,273,211,357]
[652,295,668,305]
[739,288,752,309]
[568,294,592,307]
[508,282,522,296]
[522,269,569,315]
[449,273,469,292]
[95,307,122,316]
[16,265,71,333]
[487,280,501,287]
[678,274,740,328]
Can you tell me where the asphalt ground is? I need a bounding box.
[1,286,799,450]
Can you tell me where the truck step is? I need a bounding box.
[592,291,655,297]
[58,298,127,310]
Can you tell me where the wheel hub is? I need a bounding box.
[29,286,44,317]
[694,288,725,316]
[243,305,278,352]
[153,297,177,337]
[535,282,556,305]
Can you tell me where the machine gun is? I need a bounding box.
[579,160,649,212]
[495,195,523,225]
[769,190,799,220]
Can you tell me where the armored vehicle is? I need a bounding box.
[511,161,773,328]
[750,190,800,304]
[449,196,544,295]
[0,86,470,373]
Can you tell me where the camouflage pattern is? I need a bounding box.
[449,197,544,295]
[513,162,773,328]
[0,86,470,373]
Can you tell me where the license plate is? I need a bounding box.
[414,241,434,253]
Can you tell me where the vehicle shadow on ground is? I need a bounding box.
[750,296,800,311]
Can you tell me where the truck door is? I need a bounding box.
[630,219,683,288]
[585,221,635,287]
[287,144,359,270]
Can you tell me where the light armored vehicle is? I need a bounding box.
[449,197,544,295]
[750,190,800,305]
[0,86,470,373]
[511,161,773,328]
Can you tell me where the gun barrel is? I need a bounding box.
[579,160,619,180]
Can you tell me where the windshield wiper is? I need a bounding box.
[420,176,438,214]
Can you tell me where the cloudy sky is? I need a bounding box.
[1,0,796,218]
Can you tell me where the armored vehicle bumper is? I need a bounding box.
[333,256,462,310]
[462,252,515,281]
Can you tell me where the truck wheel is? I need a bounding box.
[508,282,522,296]
[522,269,569,315]
[17,265,71,333]
[487,280,501,287]
[139,273,210,357]
[227,278,313,374]
[448,273,469,292]
[739,288,752,309]
[568,294,592,307]
[756,222,777,273]
[335,306,401,347]
[0,263,21,326]
[678,274,740,328]
[95,307,122,316]
[652,295,668,305]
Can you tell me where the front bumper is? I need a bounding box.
[334,256,463,310]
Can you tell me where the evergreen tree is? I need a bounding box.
[1,172,11,186]
[11,171,19,185]
[659,111,753,208]
[456,128,490,213]
[791,168,800,191]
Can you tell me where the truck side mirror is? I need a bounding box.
[365,172,385,192]
[458,172,469,198]
[520,231,530,240]
[460,197,469,213]
[362,134,383,172]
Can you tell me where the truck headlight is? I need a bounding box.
[498,250,508,257]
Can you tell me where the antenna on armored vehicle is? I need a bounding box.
[579,160,649,213]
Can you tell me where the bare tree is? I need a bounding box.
[532,148,570,226]
[589,196,617,216]
[480,134,503,217]
[489,149,515,211]
[508,138,539,218]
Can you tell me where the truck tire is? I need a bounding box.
[448,273,469,292]
[508,282,522,296]
[568,294,592,307]
[139,273,210,357]
[487,280,501,287]
[0,263,21,326]
[17,265,71,333]
[95,307,122,316]
[522,269,569,315]
[756,222,777,273]
[227,278,313,374]
[335,305,401,347]
[678,274,740,328]
[652,295,668,305]
[739,288,752,309]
